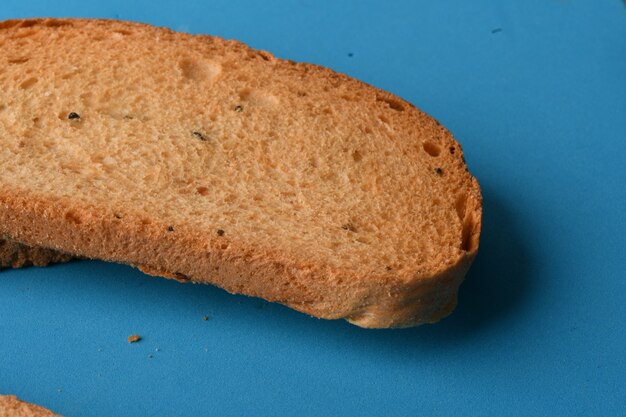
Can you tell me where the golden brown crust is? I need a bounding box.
[0,18,482,328]
[0,186,479,328]
[0,395,62,417]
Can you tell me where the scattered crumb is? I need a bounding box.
[127,334,141,343]
[155,347,161,352]
[204,347,208,352]
[202,315,209,321]
[97,347,103,352]
[147,353,153,359]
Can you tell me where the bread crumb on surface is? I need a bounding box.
[0,395,63,417]
[127,334,141,343]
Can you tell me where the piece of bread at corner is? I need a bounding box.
[0,395,62,417]
[0,237,72,269]
[0,18,481,328]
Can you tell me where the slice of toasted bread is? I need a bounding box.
[0,18,481,328]
[0,395,61,417]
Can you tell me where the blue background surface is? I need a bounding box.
[1,1,625,416]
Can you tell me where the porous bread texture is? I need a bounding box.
[0,395,62,417]
[0,236,72,268]
[0,18,482,328]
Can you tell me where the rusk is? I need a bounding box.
[0,18,481,328]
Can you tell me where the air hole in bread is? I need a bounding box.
[8,57,29,64]
[379,114,390,124]
[196,186,209,196]
[377,96,405,111]
[100,156,116,170]
[454,193,467,221]
[179,58,221,83]
[422,141,441,157]
[0,20,20,30]
[10,29,36,39]
[460,215,477,252]
[239,88,279,107]
[113,29,132,36]
[321,172,335,182]
[449,146,456,155]
[77,92,93,106]
[64,210,82,225]
[61,71,79,80]
[18,77,37,89]
[352,150,363,162]
[18,20,39,28]
[174,272,190,282]
[44,19,72,28]
[258,51,273,61]
[238,88,252,99]
[246,50,273,61]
